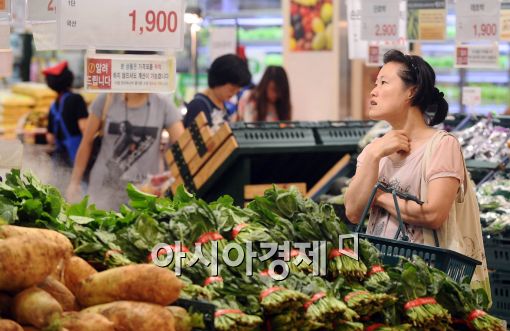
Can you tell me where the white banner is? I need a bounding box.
[58,0,185,51]
[27,0,57,22]
[456,0,500,42]
[455,43,499,68]
[32,21,57,51]
[84,53,176,93]
[209,27,237,63]
[0,22,9,50]
[360,0,400,41]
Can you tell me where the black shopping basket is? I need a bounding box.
[354,182,480,283]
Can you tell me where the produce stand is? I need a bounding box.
[166,115,375,205]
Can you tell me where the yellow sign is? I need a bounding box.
[407,0,446,41]
[500,9,510,40]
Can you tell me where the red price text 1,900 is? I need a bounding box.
[129,10,178,34]
[473,23,497,38]
[375,24,397,37]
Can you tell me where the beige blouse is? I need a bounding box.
[356,133,465,243]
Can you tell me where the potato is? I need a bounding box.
[76,264,181,307]
[167,306,192,331]
[83,301,175,331]
[0,226,73,258]
[50,259,66,283]
[60,311,115,331]
[38,277,79,311]
[22,327,40,331]
[0,319,23,331]
[0,292,13,318]
[13,287,62,328]
[0,235,71,292]
[63,257,97,296]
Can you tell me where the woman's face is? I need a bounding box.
[267,81,279,103]
[215,83,241,102]
[368,62,413,123]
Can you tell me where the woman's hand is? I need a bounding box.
[66,181,83,203]
[366,130,410,159]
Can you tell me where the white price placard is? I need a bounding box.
[462,87,482,107]
[59,0,185,51]
[366,42,409,67]
[347,0,368,59]
[84,53,176,93]
[455,43,499,68]
[456,0,500,42]
[0,0,10,12]
[27,0,57,22]
[32,21,57,51]
[0,23,9,50]
[360,0,400,41]
[209,27,237,63]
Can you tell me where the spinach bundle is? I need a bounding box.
[213,298,263,331]
[342,289,397,317]
[328,245,367,280]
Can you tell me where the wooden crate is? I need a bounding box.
[244,183,307,200]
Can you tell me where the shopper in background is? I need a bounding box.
[236,65,292,122]
[66,93,184,210]
[183,54,252,128]
[344,49,489,293]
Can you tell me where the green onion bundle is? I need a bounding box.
[328,247,367,280]
[343,289,397,317]
[214,309,263,331]
[304,292,359,325]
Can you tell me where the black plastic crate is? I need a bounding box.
[231,122,316,148]
[174,298,215,331]
[359,234,480,283]
[484,237,510,272]
[489,271,510,323]
[315,121,376,146]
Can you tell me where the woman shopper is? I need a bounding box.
[183,54,252,129]
[66,93,184,210]
[344,50,489,294]
[236,65,292,122]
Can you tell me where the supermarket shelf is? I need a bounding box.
[466,160,510,170]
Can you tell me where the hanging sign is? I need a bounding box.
[462,87,482,107]
[27,0,57,22]
[500,1,510,40]
[85,53,176,93]
[209,27,237,62]
[32,22,57,51]
[406,0,446,41]
[347,0,367,59]
[58,0,185,51]
[365,42,409,67]
[0,22,9,49]
[455,43,499,68]
[456,0,500,42]
[360,0,400,41]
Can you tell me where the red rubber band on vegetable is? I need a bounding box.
[344,290,369,302]
[232,223,248,238]
[369,265,385,275]
[366,323,385,331]
[259,270,270,276]
[204,276,223,286]
[196,232,224,245]
[328,248,354,259]
[214,309,244,318]
[404,297,437,310]
[304,292,327,310]
[468,309,487,322]
[260,287,283,301]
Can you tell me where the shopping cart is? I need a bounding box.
[355,182,480,283]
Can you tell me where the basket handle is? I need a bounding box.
[354,182,425,241]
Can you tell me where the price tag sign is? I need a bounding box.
[360,0,400,41]
[500,1,510,40]
[32,22,57,51]
[462,87,482,107]
[209,27,237,63]
[347,0,368,59]
[59,0,185,51]
[0,0,10,12]
[366,42,409,67]
[85,53,176,93]
[406,0,446,41]
[456,0,500,42]
[0,23,9,50]
[455,43,499,68]
[27,0,57,22]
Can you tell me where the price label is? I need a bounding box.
[456,0,500,42]
[59,0,185,51]
[360,0,400,41]
[455,43,499,68]
[406,0,446,41]
[500,1,510,40]
[85,53,176,93]
[210,27,237,63]
[366,42,409,67]
[0,23,9,50]
[27,0,57,22]
[462,87,482,107]
[32,22,57,51]
[347,0,368,59]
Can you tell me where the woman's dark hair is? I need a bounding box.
[383,49,448,126]
[208,54,252,88]
[251,65,292,121]
[45,67,74,93]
